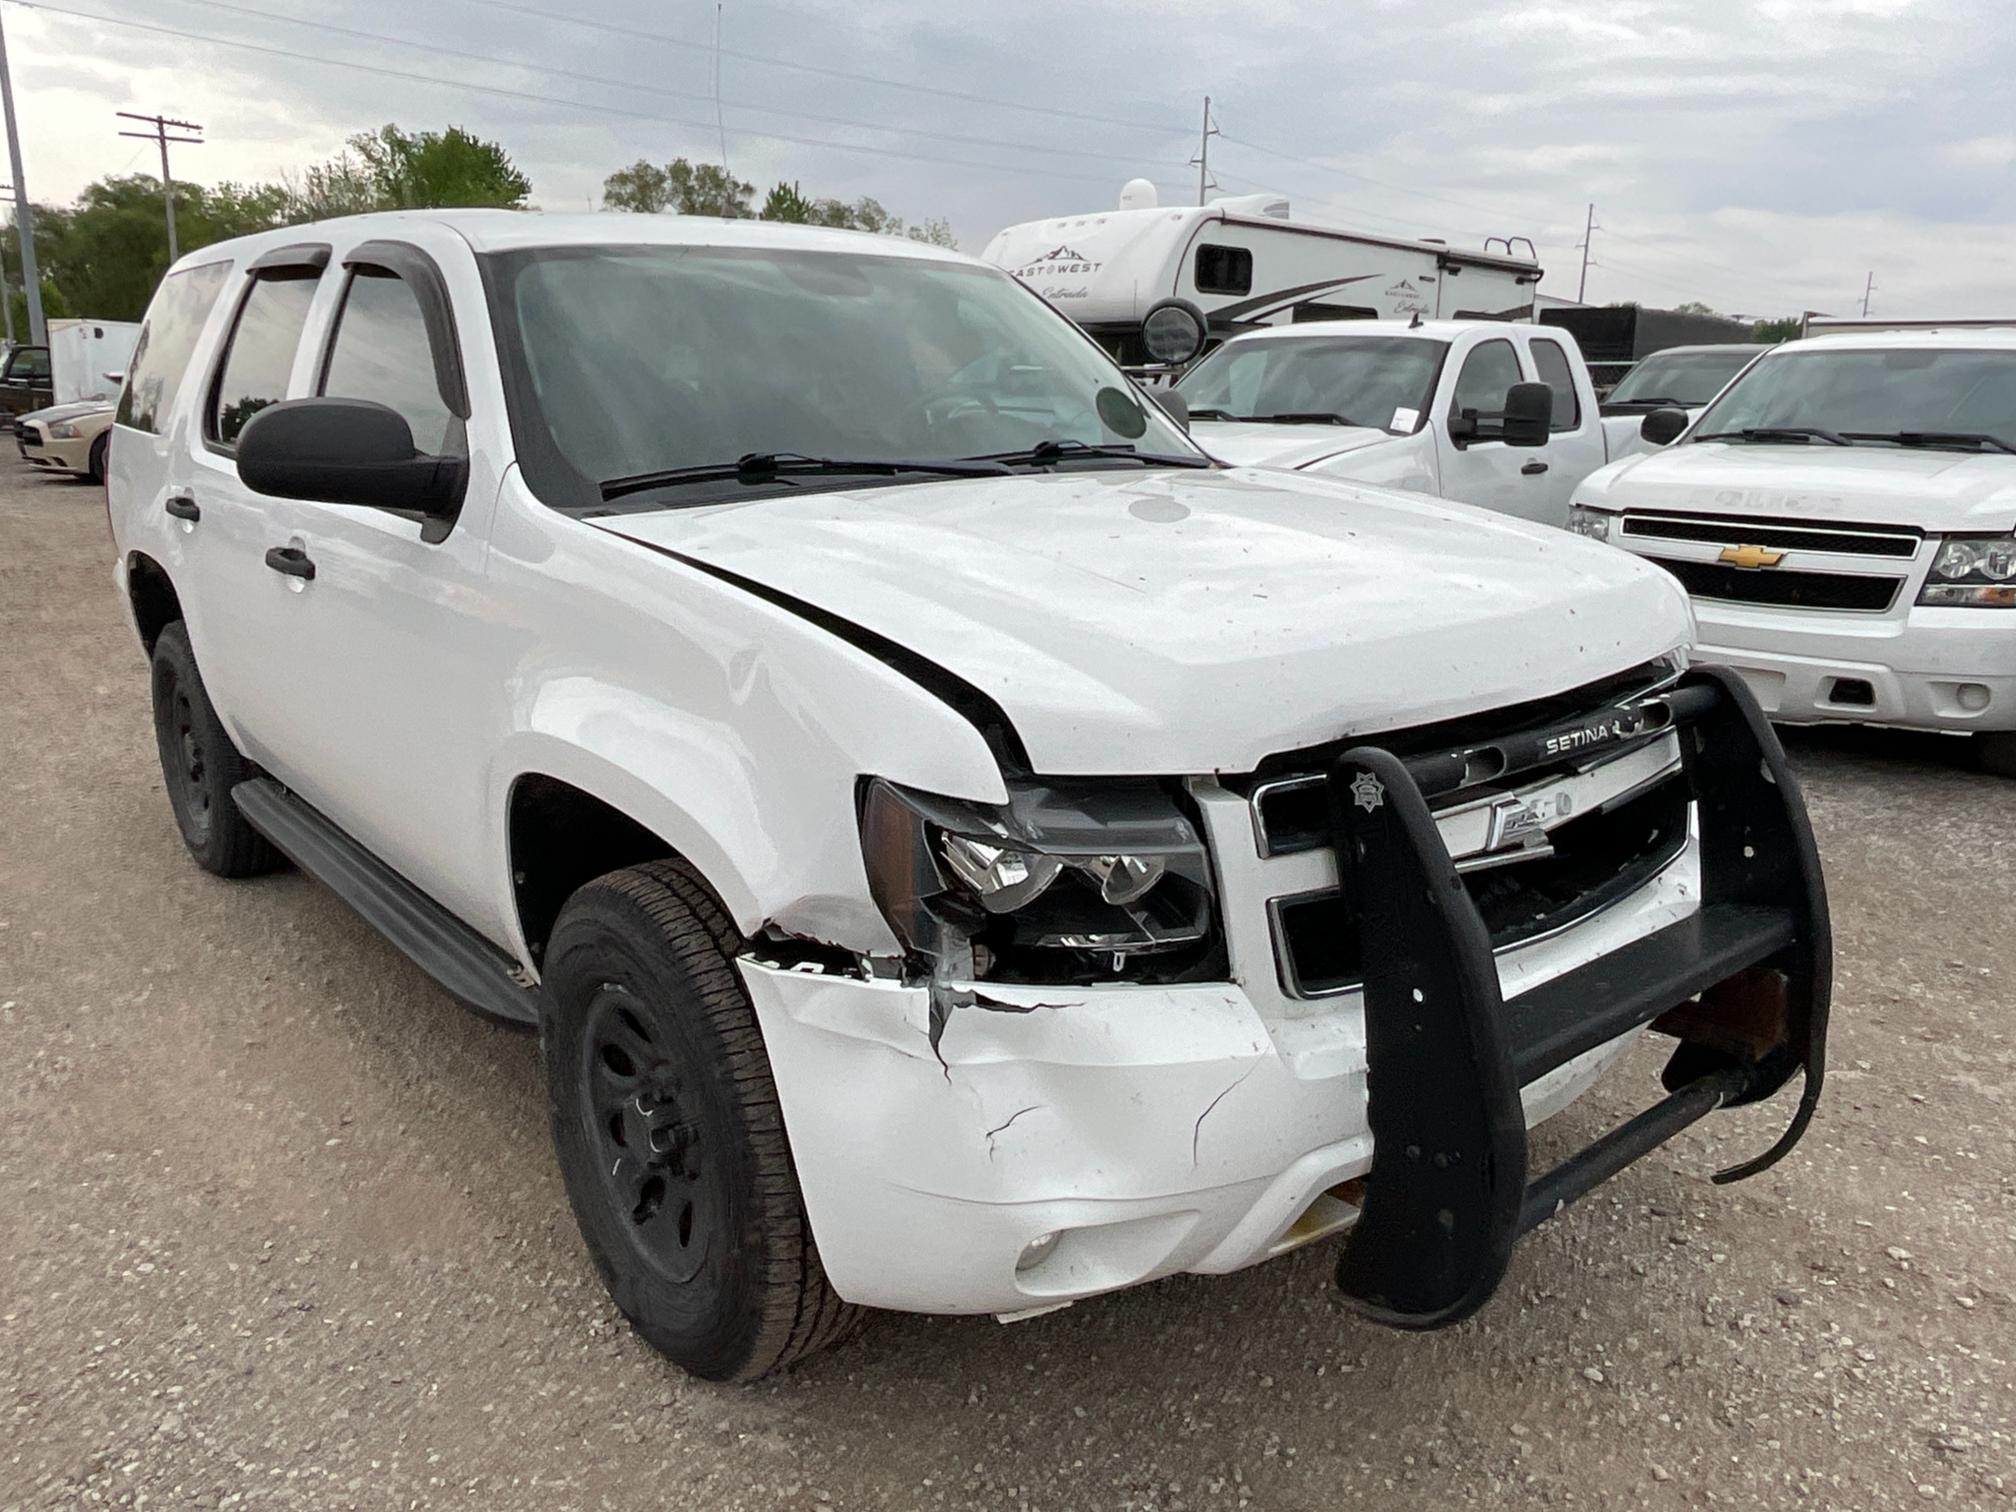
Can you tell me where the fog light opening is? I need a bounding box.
[1016,1231,1061,1273]
[1828,678,1875,708]
[1957,682,1991,712]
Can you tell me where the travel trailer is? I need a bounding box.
[983,180,1544,365]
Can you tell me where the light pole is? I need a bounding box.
[0,9,46,345]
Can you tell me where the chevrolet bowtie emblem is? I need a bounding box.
[1719,544,1786,570]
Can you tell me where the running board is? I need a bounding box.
[232,778,542,1032]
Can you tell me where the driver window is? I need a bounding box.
[1448,339,1523,422]
[320,268,458,454]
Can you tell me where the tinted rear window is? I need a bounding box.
[116,262,230,435]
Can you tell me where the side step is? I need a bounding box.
[233,778,542,1032]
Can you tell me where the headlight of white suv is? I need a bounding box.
[1567,504,1613,541]
[859,776,1217,981]
[47,420,82,439]
[1918,535,2016,608]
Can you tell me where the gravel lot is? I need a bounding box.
[3,463,2012,1511]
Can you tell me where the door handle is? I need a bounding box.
[164,495,201,522]
[264,545,316,581]
[1521,461,1550,476]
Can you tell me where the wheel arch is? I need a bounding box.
[125,551,183,654]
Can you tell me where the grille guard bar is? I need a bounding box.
[1326,664,1831,1329]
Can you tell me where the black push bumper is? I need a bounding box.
[1326,664,1829,1328]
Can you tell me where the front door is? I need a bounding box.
[1434,336,1555,522]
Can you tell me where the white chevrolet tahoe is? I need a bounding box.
[1166,319,1633,527]
[109,211,1831,1381]
[1571,331,2016,772]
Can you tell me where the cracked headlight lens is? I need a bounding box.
[860,777,1217,979]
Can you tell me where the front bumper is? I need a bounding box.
[747,668,1829,1321]
[1695,600,2016,732]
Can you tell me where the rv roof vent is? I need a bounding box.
[1118,178,1159,211]
[1211,191,1290,220]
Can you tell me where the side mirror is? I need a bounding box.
[237,398,466,526]
[1500,381,1554,447]
[1640,406,1689,446]
[1140,297,1209,368]
[1149,386,1190,431]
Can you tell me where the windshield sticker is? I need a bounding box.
[1389,406,1420,434]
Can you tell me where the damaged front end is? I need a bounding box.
[856,776,1227,1053]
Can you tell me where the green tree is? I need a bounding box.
[759,180,816,223]
[1750,315,1803,344]
[339,124,530,211]
[1672,300,1724,318]
[603,157,754,217]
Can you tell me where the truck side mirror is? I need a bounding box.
[1500,382,1554,447]
[1149,386,1190,431]
[1640,407,1689,446]
[238,397,466,529]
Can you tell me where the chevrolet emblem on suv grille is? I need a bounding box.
[1718,544,1786,570]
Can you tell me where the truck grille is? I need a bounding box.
[1244,658,1694,1000]
[1272,772,1690,997]
[1659,559,1900,613]
[1621,511,1921,559]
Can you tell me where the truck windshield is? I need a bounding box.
[1693,347,2016,450]
[1176,336,1446,431]
[487,243,1202,509]
[1607,348,1754,406]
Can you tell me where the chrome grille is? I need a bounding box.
[1621,511,1921,559]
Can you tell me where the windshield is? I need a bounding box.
[1176,335,1447,431]
[487,243,1200,508]
[1692,346,2016,445]
[1607,347,1755,406]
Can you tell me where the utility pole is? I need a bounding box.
[1191,96,1218,206]
[0,10,45,345]
[117,111,203,263]
[1575,202,1599,304]
[1860,271,1876,318]
[0,183,15,346]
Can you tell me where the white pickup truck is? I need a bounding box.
[1163,318,1659,527]
[1572,329,2016,771]
[110,211,1830,1381]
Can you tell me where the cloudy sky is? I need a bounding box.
[5,0,2014,318]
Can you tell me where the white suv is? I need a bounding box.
[108,211,1831,1380]
[1573,331,2016,771]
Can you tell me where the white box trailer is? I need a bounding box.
[48,318,140,403]
[982,180,1544,365]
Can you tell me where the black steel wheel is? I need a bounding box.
[148,621,277,877]
[542,859,860,1381]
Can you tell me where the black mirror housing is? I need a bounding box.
[237,398,466,528]
[1500,381,1554,447]
[1640,406,1690,446]
[1149,385,1190,431]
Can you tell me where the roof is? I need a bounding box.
[170,209,969,274]
[1776,329,2016,354]
[1216,318,1527,344]
[1633,343,1760,357]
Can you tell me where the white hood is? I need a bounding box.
[600,467,1692,775]
[1581,440,2016,533]
[1188,421,1399,471]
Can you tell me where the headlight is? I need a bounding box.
[48,421,81,439]
[1567,504,1612,541]
[1918,535,2016,607]
[859,776,1216,979]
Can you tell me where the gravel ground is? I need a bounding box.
[2,464,2012,1511]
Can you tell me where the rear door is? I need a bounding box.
[1432,335,1554,521]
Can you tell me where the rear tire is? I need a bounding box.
[149,622,279,877]
[541,859,861,1382]
[1977,732,2016,779]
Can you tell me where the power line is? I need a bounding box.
[11,1,1185,192]
[91,0,1181,176]
[453,0,1192,138]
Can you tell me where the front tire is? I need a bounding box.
[149,621,278,877]
[541,859,860,1381]
[86,432,109,484]
[1976,732,2016,778]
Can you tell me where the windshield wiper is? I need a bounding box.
[1609,395,1689,408]
[1245,411,1361,426]
[600,451,1011,502]
[972,438,1212,469]
[1185,405,1237,421]
[1840,430,2016,455]
[1693,426,1849,447]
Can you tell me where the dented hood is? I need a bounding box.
[1189,420,1399,471]
[598,467,1692,775]
[1581,440,2016,533]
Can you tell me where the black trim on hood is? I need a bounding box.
[594,525,1033,773]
